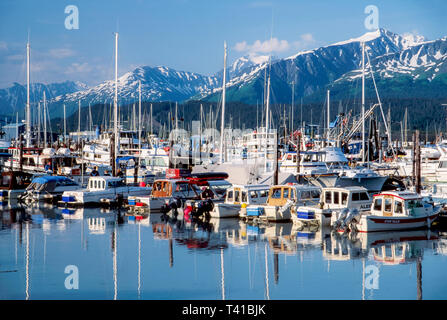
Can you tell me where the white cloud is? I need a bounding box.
[65,62,92,74]
[235,37,290,54]
[292,33,316,50]
[49,48,76,59]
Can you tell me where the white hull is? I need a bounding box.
[210,203,240,218]
[356,211,440,232]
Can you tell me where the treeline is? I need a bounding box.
[47,97,447,142]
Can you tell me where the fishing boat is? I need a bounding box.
[127,171,231,214]
[0,171,34,201]
[348,191,441,232]
[296,186,372,227]
[59,176,151,207]
[211,184,269,218]
[245,184,321,222]
[20,175,80,203]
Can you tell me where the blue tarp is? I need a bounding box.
[31,175,73,184]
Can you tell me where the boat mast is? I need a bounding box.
[361,42,366,163]
[26,42,31,148]
[327,89,330,142]
[220,41,227,164]
[63,104,66,144]
[138,80,141,151]
[264,57,271,172]
[37,102,41,147]
[78,100,81,145]
[114,32,119,174]
[43,92,47,148]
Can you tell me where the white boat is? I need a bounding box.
[279,147,388,193]
[210,184,269,218]
[245,184,321,222]
[296,186,372,227]
[59,176,151,207]
[351,191,440,232]
[20,175,80,203]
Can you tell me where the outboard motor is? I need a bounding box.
[195,199,214,217]
[333,208,349,230]
[279,199,294,215]
[342,208,361,231]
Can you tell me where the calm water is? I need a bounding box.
[1,202,447,300]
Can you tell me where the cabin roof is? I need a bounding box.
[88,176,123,182]
[271,184,320,191]
[231,184,270,190]
[323,186,368,192]
[373,191,421,200]
[32,175,75,184]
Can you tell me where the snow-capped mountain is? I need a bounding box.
[229,54,270,78]
[1,28,446,120]
[0,81,88,116]
[48,66,220,118]
[199,28,447,104]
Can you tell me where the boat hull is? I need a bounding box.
[210,203,241,218]
[356,211,440,232]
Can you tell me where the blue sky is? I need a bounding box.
[0,0,446,88]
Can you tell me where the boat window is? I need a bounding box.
[1,175,11,187]
[352,193,360,201]
[227,190,234,201]
[162,182,169,192]
[384,198,392,212]
[260,190,269,198]
[394,200,403,214]
[333,192,339,204]
[287,154,292,160]
[250,191,258,199]
[325,191,332,204]
[311,190,321,199]
[440,161,447,168]
[271,188,282,199]
[90,180,93,189]
[373,198,382,211]
[283,188,290,199]
[175,183,189,192]
[94,180,98,189]
[102,181,105,189]
[360,192,369,201]
[342,192,348,205]
[301,191,310,200]
[293,155,297,163]
[235,191,240,202]
[242,191,247,202]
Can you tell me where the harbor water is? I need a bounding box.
[1,204,446,300]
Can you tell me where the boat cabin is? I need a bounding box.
[266,184,321,207]
[88,176,126,191]
[152,179,199,199]
[371,191,430,218]
[225,184,270,205]
[321,186,371,211]
[0,171,33,190]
